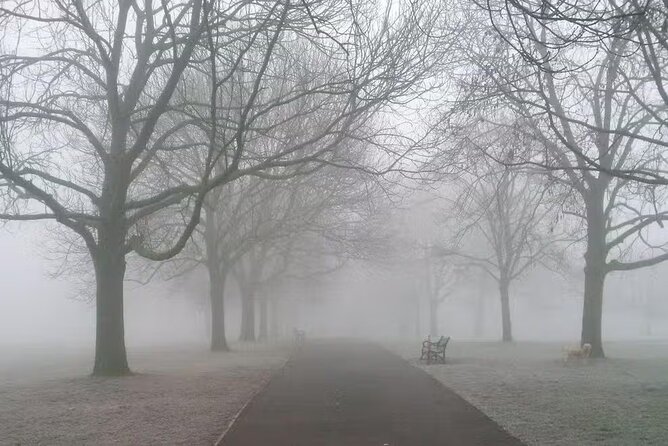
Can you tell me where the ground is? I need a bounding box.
[3,340,668,445]
[392,340,668,446]
[0,343,287,445]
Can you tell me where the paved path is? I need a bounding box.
[219,341,525,446]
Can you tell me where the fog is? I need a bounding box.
[0,226,91,348]
[2,0,668,444]
[3,211,667,354]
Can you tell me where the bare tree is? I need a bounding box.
[157,138,385,346]
[452,13,668,355]
[471,0,668,184]
[0,0,445,374]
[436,145,566,342]
[422,252,463,338]
[0,0,216,375]
[229,159,385,342]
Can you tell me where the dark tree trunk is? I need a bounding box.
[499,277,512,342]
[581,192,608,358]
[209,266,229,351]
[93,229,130,376]
[429,299,439,338]
[581,263,605,357]
[239,286,256,341]
[258,297,268,341]
[92,155,133,376]
[203,206,229,351]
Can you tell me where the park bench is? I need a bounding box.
[420,335,450,364]
[293,328,306,345]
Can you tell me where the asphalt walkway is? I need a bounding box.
[219,341,525,446]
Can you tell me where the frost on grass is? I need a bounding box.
[0,344,287,445]
[393,341,668,446]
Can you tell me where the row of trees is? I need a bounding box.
[404,0,668,356]
[166,154,383,350]
[0,0,447,374]
[461,0,668,357]
[1,0,667,373]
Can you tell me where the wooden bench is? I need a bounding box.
[293,328,306,345]
[420,335,450,364]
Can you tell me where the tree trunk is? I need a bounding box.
[499,277,512,342]
[93,231,130,376]
[209,267,229,351]
[429,299,439,338]
[258,297,268,341]
[239,286,256,341]
[92,154,134,376]
[203,205,229,351]
[581,261,605,357]
[581,193,608,358]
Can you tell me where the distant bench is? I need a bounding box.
[293,328,306,345]
[420,335,450,364]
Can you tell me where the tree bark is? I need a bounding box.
[93,158,131,376]
[499,277,512,342]
[258,297,268,341]
[204,207,229,351]
[581,192,608,358]
[239,285,256,341]
[209,266,229,351]
[93,229,130,376]
[581,261,605,357]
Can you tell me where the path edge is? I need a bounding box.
[377,343,527,446]
[213,353,293,446]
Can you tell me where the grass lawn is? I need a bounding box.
[392,340,668,445]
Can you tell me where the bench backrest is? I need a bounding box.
[424,335,450,348]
